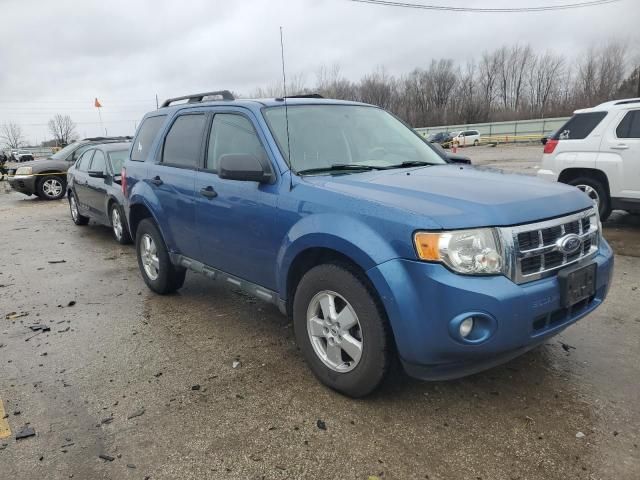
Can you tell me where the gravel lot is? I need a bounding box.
[0,151,639,479]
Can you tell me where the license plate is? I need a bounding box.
[558,263,596,308]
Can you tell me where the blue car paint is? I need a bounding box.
[124,97,614,380]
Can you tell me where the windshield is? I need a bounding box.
[108,149,128,173]
[262,105,445,173]
[50,142,81,160]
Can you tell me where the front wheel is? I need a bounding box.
[293,263,391,397]
[37,175,66,200]
[567,176,611,221]
[135,218,186,294]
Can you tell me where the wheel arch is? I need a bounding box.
[558,168,610,196]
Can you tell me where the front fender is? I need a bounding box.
[276,213,401,298]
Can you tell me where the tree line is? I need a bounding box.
[252,40,639,128]
[0,114,76,149]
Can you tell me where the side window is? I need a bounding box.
[206,114,268,172]
[90,150,106,173]
[162,114,207,168]
[616,110,640,139]
[76,149,94,171]
[131,115,166,161]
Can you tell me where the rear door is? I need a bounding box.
[86,148,109,219]
[72,149,94,209]
[194,110,282,289]
[148,112,208,259]
[606,109,640,199]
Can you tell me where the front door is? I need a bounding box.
[194,111,283,290]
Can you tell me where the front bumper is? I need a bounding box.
[367,240,614,380]
[8,175,37,195]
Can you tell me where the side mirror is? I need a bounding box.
[218,154,273,183]
[88,170,106,178]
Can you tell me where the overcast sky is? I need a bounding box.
[0,0,638,144]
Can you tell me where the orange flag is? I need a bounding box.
[94,98,102,108]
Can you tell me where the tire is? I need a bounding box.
[109,202,132,245]
[293,263,391,397]
[567,176,611,221]
[473,139,479,146]
[135,218,186,294]
[68,193,89,225]
[37,175,66,200]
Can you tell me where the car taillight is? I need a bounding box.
[121,167,127,197]
[543,139,558,154]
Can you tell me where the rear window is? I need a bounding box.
[554,112,607,140]
[131,115,166,161]
[162,114,207,168]
[616,110,640,138]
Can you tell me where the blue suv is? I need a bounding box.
[123,91,614,397]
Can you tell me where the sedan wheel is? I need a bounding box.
[140,233,160,281]
[111,207,124,241]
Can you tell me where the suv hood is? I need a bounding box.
[302,165,593,229]
[13,157,69,171]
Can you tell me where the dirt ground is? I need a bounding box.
[0,153,639,479]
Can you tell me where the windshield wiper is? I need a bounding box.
[296,164,383,175]
[381,160,438,169]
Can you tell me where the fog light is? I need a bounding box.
[459,317,474,338]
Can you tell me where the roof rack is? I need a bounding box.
[161,90,234,108]
[275,93,324,101]
[614,98,640,106]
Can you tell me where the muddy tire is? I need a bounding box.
[135,218,186,294]
[293,263,391,397]
[68,193,89,225]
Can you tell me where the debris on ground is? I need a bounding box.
[100,416,114,425]
[191,385,201,391]
[560,342,576,352]
[67,301,76,307]
[576,431,586,438]
[29,325,50,332]
[316,419,327,430]
[126,464,136,469]
[58,327,70,333]
[232,360,242,369]
[6,312,29,320]
[98,454,115,461]
[47,260,66,264]
[127,408,145,420]
[15,426,36,440]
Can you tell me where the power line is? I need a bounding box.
[347,0,622,13]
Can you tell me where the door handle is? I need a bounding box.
[199,186,218,199]
[150,176,163,186]
[611,144,629,150]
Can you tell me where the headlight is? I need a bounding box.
[414,228,503,275]
[15,167,32,175]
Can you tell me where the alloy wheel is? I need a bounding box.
[111,207,123,240]
[576,184,600,207]
[69,196,79,221]
[306,290,363,373]
[43,179,63,198]
[140,234,160,281]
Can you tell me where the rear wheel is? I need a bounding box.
[473,139,479,146]
[68,193,89,225]
[37,175,66,200]
[567,176,611,221]
[293,263,391,397]
[110,203,131,245]
[136,218,186,294]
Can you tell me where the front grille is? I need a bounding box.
[503,208,599,284]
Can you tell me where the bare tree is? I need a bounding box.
[48,114,77,146]
[357,67,396,110]
[0,122,25,149]
[528,52,565,117]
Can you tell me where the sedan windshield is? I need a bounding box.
[263,104,445,174]
[108,149,129,173]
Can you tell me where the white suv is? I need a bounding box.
[537,98,640,220]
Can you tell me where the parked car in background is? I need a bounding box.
[8,136,131,200]
[431,142,472,164]
[426,131,453,146]
[122,91,613,397]
[11,150,35,162]
[67,141,132,243]
[450,129,481,147]
[537,97,640,220]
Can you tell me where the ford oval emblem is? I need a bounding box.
[557,234,581,255]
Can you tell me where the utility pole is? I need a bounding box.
[155,94,159,110]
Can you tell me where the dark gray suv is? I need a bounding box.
[8,136,131,200]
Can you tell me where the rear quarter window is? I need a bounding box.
[616,110,640,138]
[555,111,607,140]
[131,115,166,161]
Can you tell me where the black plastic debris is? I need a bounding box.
[560,342,576,352]
[98,454,114,462]
[316,420,327,430]
[191,385,201,391]
[48,260,66,264]
[15,426,36,440]
[29,325,51,332]
[67,301,76,307]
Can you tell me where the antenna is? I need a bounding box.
[280,26,293,190]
